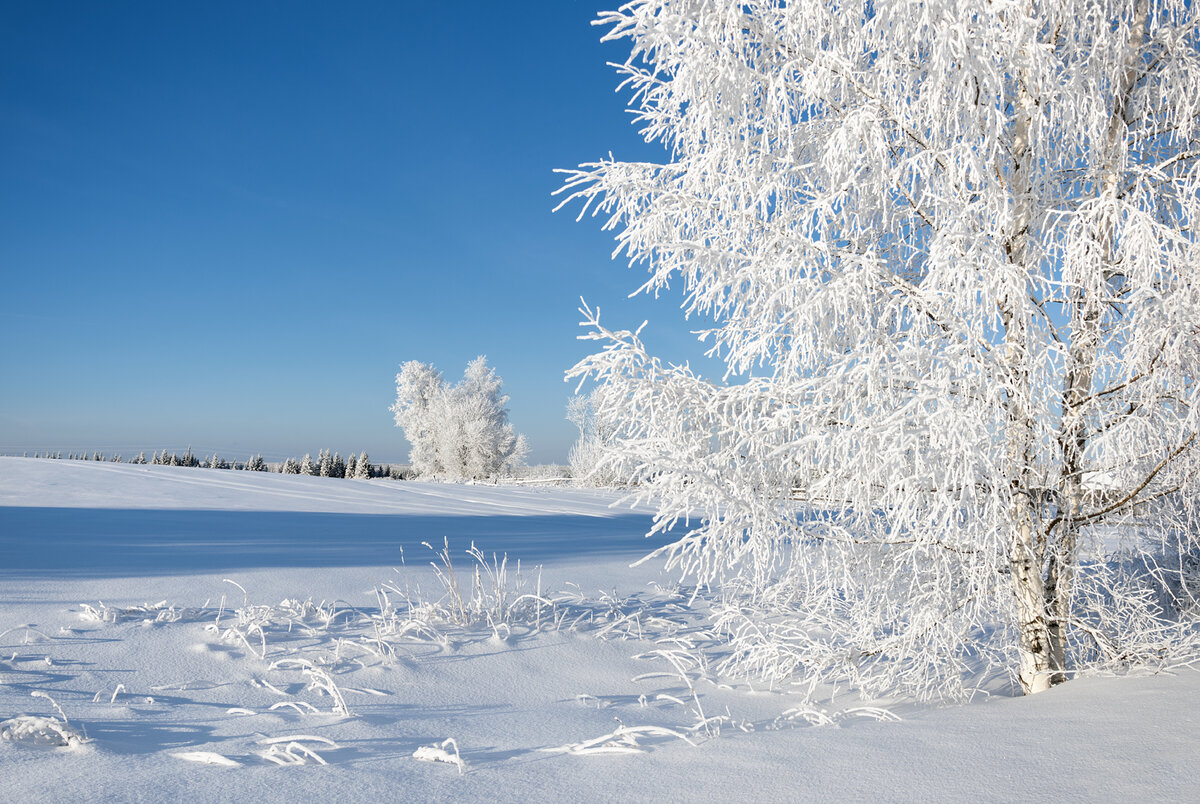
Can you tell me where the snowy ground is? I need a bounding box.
[1,457,1197,802]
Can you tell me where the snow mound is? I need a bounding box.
[412,738,466,773]
[170,751,242,767]
[0,716,87,749]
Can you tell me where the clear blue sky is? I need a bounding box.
[0,1,715,464]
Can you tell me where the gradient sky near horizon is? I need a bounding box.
[1,1,720,464]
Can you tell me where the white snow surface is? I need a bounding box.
[1,457,1198,802]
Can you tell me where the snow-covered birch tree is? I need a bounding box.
[560,0,1200,697]
[391,361,446,476]
[567,391,631,485]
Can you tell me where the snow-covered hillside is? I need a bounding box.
[2,457,1197,801]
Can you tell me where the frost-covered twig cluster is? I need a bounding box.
[373,539,556,639]
[5,545,912,774]
[543,722,697,756]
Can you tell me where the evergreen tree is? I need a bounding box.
[355,451,371,479]
[300,453,315,475]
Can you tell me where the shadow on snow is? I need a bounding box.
[0,507,667,577]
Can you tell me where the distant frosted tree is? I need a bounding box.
[561,0,1200,698]
[282,457,300,474]
[245,454,266,472]
[345,453,358,479]
[391,356,528,480]
[355,451,371,479]
[132,452,147,465]
[318,449,332,477]
[566,391,628,486]
[456,356,529,479]
[300,453,316,475]
[391,361,445,476]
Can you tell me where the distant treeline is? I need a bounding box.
[16,449,413,480]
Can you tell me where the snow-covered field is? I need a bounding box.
[2,457,1197,802]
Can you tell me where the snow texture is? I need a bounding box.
[2,457,1198,801]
